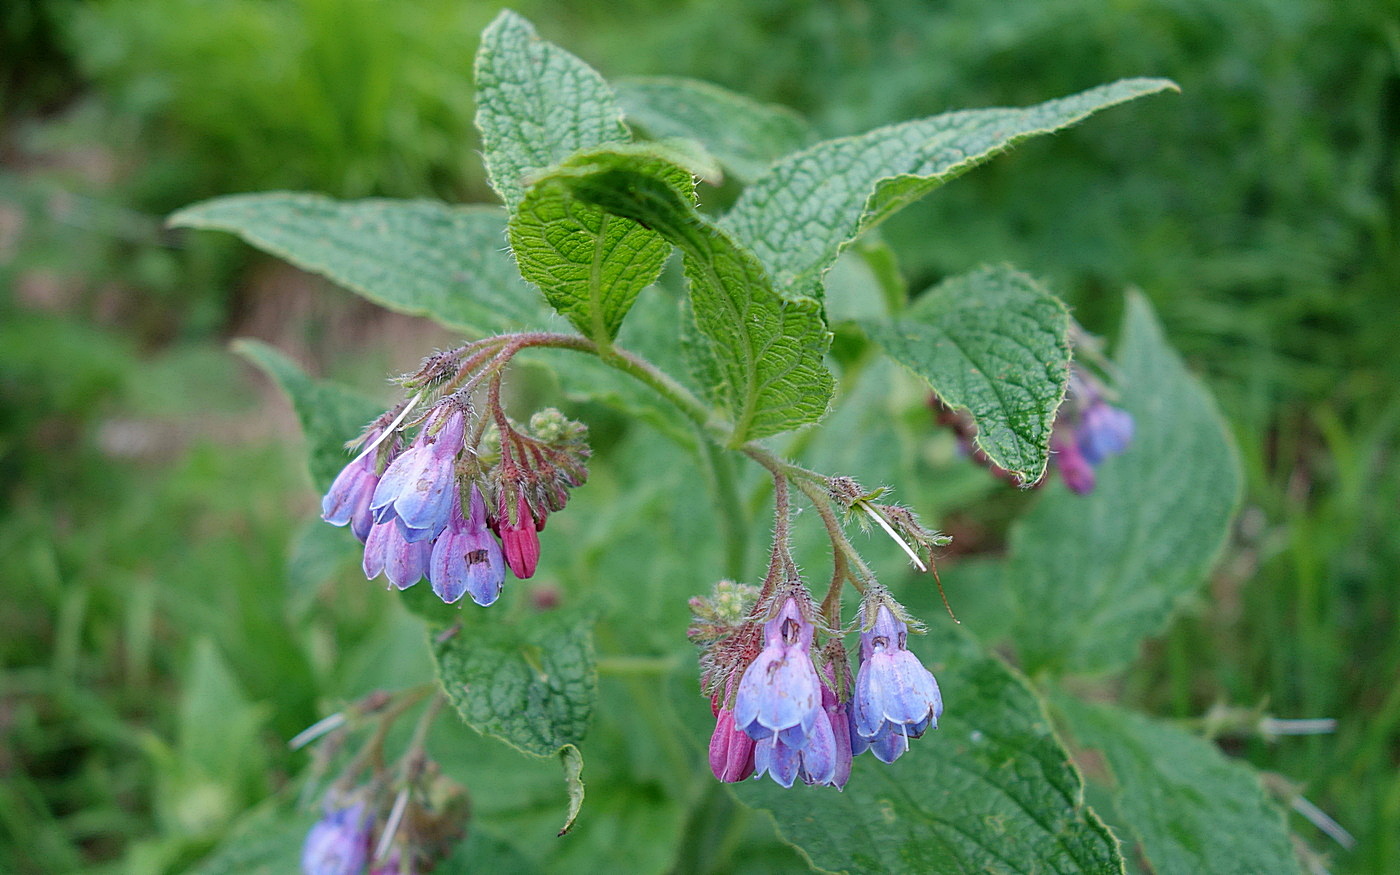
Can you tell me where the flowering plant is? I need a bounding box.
[175,10,1309,874]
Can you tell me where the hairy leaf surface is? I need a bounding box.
[862,265,1070,483]
[722,79,1177,301]
[614,76,815,183]
[480,13,676,340]
[510,150,690,342]
[1055,696,1299,874]
[533,148,833,443]
[428,600,597,759]
[475,10,629,211]
[172,194,548,334]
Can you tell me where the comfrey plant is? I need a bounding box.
[176,10,1325,874]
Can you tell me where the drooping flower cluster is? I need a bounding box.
[692,579,943,790]
[321,387,589,606]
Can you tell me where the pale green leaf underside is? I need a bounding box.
[232,339,382,491]
[737,630,1123,874]
[614,76,815,184]
[861,265,1070,483]
[1055,696,1299,875]
[537,149,833,443]
[722,78,1178,300]
[475,10,629,211]
[955,293,1240,675]
[432,606,596,759]
[171,193,549,335]
[510,153,691,342]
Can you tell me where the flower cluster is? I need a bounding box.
[692,580,943,790]
[321,391,589,606]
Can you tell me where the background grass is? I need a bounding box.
[1,0,1395,871]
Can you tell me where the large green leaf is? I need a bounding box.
[1054,696,1299,875]
[614,76,815,184]
[421,597,597,760]
[953,293,1240,675]
[474,10,628,211]
[509,149,690,343]
[233,339,383,491]
[171,194,548,335]
[479,12,674,342]
[534,148,833,443]
[861,265,1070,484]
[721,79,1177,301]
[736,630,1123,874]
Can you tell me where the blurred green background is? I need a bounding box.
[2,0,1395,872]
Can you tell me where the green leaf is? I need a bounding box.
[722,79,1178,301]
[955,293,1241,675]
[431,607,597,759]
[171,194,549,334]
[233,339,383,491]
[1054,696,1299,874]
[536,148,833,443]
[614,76,815,184]
[509,147,691,342]
[558,744,585,836]
[861,265,1070,483]
[736,630,1123,874]
[474,10,629,211]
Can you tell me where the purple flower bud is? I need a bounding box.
[323,427,395,544]
[1051,433,1096,495]
[733,597,823,750]
[428,485,505,606]
[815,666,854,789]
[370,406,466,541]
[363,519,431,590]
[499,495,542,579]
[302,800,371,875]
[1077,401,1134,466]
[708,707,756,783]
[853,605,942,755]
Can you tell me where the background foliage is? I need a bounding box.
[1,0,1395,872]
